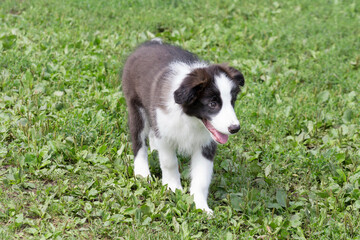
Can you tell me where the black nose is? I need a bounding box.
[228,124,240,134]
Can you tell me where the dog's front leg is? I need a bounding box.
[157,140,183,191]
[190,150,214,214]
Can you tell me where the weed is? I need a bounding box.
[0,0,359,239]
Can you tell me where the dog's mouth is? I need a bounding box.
[202,119,229,144]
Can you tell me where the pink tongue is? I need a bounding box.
[203,120,229,144]
[211,129,229,144]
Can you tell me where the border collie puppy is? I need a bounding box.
[122,39,244,213]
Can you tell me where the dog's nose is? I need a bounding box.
[228,124,240,134]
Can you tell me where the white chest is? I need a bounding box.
[152,107,212,155]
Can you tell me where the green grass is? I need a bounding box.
[1,0,360,239]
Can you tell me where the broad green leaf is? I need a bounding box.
[354,200,360,210]
[230,193,242,211]
[290,214,302,228]
[265,164,272,177]
[88,188,99,197]
[336,169,347,182]
[25,228,38,235]
[172,217,180,233]
[317,90,330,103]
[276,189,287,208]
[342,109,353,123]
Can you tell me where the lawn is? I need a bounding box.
[0,0,360,239]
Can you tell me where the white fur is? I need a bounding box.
[154,62,212,155]
[134,146,150,177]
[151,38,163,44]
[155,108,211,155]
[136,62,238,214]
[152,62,214,213]
[134,108,150,177]
[190,150,214,213]
[152,138,182,191]
[210,74,240,134]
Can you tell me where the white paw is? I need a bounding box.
[163,180,183,192]
[194,203,213,215]
[192,193,212,214]
[202,207,213,215]
[134,164,150,178]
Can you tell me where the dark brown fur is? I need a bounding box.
[122,41,198,156]
[122,41,244,158]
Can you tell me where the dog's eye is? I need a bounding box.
[208,101,217,108]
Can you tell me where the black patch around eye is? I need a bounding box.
[178,81,223,121]
[208,101,217,108]
[206,94,221,111]
[211,96,218,102]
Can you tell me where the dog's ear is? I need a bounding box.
[223,66,245,87]
[174,68,210,105]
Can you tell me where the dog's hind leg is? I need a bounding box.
[128,103,150,177]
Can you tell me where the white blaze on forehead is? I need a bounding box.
[216,74,234,106]
[210,74,239,135]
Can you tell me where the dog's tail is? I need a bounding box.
[141,38,163,47]
[150,38,163,44]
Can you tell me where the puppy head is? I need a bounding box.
[174,65,244,144]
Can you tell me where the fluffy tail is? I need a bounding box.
[151,38,163,44]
